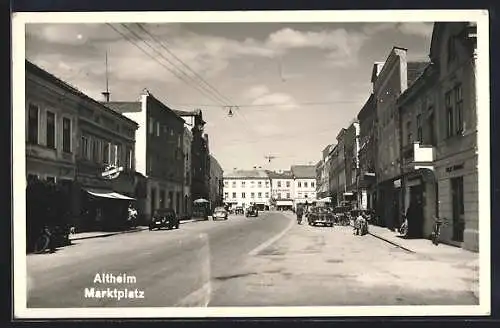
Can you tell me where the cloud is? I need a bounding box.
[251,92,299,111]
[245,85,270,99]
[364,22,434,38]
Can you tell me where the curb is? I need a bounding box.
[69,219,202,241]
[367,231,416,253]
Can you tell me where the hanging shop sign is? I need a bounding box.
[101,165,124,180]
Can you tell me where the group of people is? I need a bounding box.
[353,210,370,236]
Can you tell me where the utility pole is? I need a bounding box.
[102,50,110,102]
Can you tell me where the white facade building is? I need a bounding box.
[291,165,317,207]
[223,169,271,210]
[182,127,192,218]
[267,170,295,210]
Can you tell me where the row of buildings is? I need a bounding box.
[315,22,478,252]
[25,60,224,231]
[222,165,317,211]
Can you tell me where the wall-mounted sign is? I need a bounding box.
[102,165,124,180]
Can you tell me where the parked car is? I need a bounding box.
[308,206,335,227]
[245,205,259,217]
[213,207,229,220]
[149,208,179,230]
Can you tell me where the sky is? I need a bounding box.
[25,21,434,172]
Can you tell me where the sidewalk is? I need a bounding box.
[69,218,201,241]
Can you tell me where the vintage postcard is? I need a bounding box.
[12,9,490,318]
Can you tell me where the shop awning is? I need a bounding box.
[85,189,135,200]
[317,197,332,203]
[343,192,354,196]
[276,200,293,206]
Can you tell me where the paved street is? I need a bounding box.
[27,211,478,307]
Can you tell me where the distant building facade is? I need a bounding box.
[344,120,360,207]
[182,127,193,218]
[291,165,317,208]
[267,170,294,210]
[223,169,271,210]
[209,155,224,209]
[357,92,377,211]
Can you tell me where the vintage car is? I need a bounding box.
[245,205,259,217]
[307,206,335,227]
[332,205,353,226]
[149,208,180,230]
[213,207,229,220]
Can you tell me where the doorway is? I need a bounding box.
[408,184,424,238]
[451,176,465,242]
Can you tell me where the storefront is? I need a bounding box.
[276,199,293,211]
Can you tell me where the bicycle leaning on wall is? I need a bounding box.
[430,216,447,246]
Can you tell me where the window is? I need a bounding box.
[251,192,255,198]
[406,121,412,144]
[224,192,229,199]
[177,134,181,147]
[232,181,236,188]
[232,192,237,198]
[286,181,290,188]
[454,84,463,134]
[258,192,262,198]
[428,108,436,146]
[265,192,269,198]
[115,144,121,166]
[28,103,39,144]
[304,182,308,188]
[224,181,228,187]
[241,181,246,188]
[446,91,454,138]
[286,193,290,199]
[447,36,456,63]
[416,114,422,142]
[265,181,270,187]
[311,182,315,188]
[46,111,56,148]
[80,136,90,160]
[62,117,71,153]
[298,182,302,188]
[92,138,99,162]
[277,181,282,187]
[126,147,133,169]
[110,144,117,166]
[277,193,281,199]
[305,194,308,198]
[46,176,56,183]
[241,192,245,199]
[156,122,161,137]
[250,181,255,188]
[258,181,262,187]
[103,142,110,164]
[149,117,154,134]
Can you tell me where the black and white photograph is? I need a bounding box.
[12,10,490,318]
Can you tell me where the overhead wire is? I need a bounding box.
[106,23,229,109]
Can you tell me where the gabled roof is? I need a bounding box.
[223,169,269,179]
[266,170,293,179]
[106,101,141,113]
[407,61,430,86]
[291,165,316,179]
[26,60,138,126]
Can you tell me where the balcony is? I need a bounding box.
[402,142,436,171]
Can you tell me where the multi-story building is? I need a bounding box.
[174,109,210,203]
[357,92,377,211]
[182,126,193,218]
[107,90,185,222]
[209,155,224,209]
[344,120,360,207]
[267,169,294,210]
[25,61,140,231]
[25,60,78,188]
[330,129,347,206]
[316,144,334,200]
[397,62,437,240]
[373,46,428,230]
[429,22,478,251]
[291,165,317,208]
[223,169,271,210]
[328,144,339,204]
